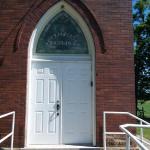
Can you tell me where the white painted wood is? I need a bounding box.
[26,1,96,146]
[62,62,92,144]
[28,62,61,145]
[30,1,94,59]
[28,61,92,145]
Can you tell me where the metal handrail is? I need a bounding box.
[103,111,150,150]
[0,111,15,150]
[120,124,150,150]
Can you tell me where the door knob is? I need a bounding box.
[56,103,60,111]
[56,101,60,116]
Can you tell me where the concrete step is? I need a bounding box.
[1,147,140,150]
[21,146,101,150]
[1,146,101,150]
[0,147,139,150]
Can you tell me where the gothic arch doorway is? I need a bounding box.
[26,1,96,147]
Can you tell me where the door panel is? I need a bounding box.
[28,62,60,145]
[35,111,43,133]
[62,62,92,144]
[28,61,92,145]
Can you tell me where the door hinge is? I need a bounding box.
[90,81,93,87]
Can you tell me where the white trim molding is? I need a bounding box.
[25,1,96,147]
[31,1,94,58]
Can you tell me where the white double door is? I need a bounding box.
[28,61,92,145]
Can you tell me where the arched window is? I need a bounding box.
[36,11,88,54]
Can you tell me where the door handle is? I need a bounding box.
[56,101,60,116]
[56,103,60,111]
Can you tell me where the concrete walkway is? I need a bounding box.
[2,147,140,150]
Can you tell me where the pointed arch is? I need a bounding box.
[36,11,88,54]
[30,1,95,58]
[0,0,106,67]
[10,0,105,55]
[26,1,96,146]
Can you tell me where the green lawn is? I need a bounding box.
[137,100,150,140]
[137,100,150,118]
[137,128,150,140]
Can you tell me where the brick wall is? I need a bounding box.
[0,0,135,147]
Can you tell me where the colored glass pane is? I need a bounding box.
[36,11,88,54]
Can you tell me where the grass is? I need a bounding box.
[137,100,150,118]
[137,100,150,140]
[137,128,150,140]
[142,101,150,118]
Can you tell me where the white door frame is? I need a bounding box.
[25,1,96,147]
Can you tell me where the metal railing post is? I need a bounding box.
[11,112,15,150]
[103,111,150,150]
[0,112,15,150]
[140,120,143,143]
[103,112,106,150]
[126,135,130,150]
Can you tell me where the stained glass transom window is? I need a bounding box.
[36,11,88,54]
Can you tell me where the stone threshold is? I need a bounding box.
[1,146,139,150]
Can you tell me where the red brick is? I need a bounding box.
[0,0,135,147]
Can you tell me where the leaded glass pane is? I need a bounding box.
[36,11,88,54]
